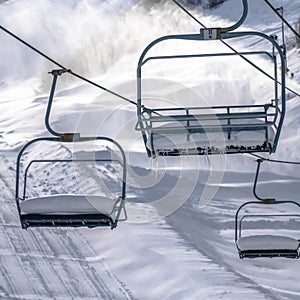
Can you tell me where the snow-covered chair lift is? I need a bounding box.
[15,70,127,229]
[15,137,127,229]
[235,160,300,259]
[235,200,300,259]
[136,0,286,158]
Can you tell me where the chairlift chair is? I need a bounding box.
[16,136,127,229]
[235,159,300,258]
[15,69,127,229]
[136,0,286,158]
[235,200,300,259]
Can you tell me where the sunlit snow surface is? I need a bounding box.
[1,0,300,299]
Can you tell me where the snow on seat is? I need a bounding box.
[236,235,300,259]
[16,137,128,229]
[20,195,120,217]
[19,194,121,228]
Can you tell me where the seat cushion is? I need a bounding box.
[20,194,120,217]
[237,235,300,251]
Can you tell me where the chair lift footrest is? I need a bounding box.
[21,213,114,229]
[156,143,271,156]
[239,249,299,259]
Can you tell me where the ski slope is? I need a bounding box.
[0,0,300,299]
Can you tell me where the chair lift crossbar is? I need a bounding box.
[136,31,286,158]
[22,159,123,201]
[15,137,127,229]
[137,104,275,133]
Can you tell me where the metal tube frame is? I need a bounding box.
[220,0,248,33]
[253,159,266,201]
[238,214,300,239]
[235,158,300,242]
[45,69,70,137]
[22,158,123,201]
[136,27,286,157]
[15,136,127,229]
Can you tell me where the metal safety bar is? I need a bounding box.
[237,214,300,240]
[235,200,300,243]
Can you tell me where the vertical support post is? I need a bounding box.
[227,107,231,140]
[186,109,190,141]
[45,69,70,137]
[276,7,288,73]
[253,159,264,201]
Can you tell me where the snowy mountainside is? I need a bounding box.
[0,0,300,299]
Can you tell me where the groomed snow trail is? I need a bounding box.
[0,150,293,300]
[166,170,300,300]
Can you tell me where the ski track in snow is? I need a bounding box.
[1,151,295,300]
[166,170,300,300]
[167,204,278,300]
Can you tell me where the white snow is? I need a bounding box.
[237,235,300,251]
[19,194,120,218]
[0,0,300,299]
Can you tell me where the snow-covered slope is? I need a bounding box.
[0,0,300,299]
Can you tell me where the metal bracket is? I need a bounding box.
[200,28,221,40]
[48,69,71,76]
[253,159,276,202]
[61,133,81,142]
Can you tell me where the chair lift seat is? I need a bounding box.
[136,28,286,157]
[146,118,275,155]
[236,235,300,259]
[19,194,121,228]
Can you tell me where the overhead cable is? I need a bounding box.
[172,0,300,98]
[0,25,138,107]
[263,0,300,40]
[250,153,300,165]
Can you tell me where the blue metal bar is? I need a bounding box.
[150,104,271,111]
[239,214,300,239]
[140,51,275,68]
[146,123,271,133]
[149,112,275,122]
[220,0,248,33]
[23,158,123,201]
[45,69,70,137]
